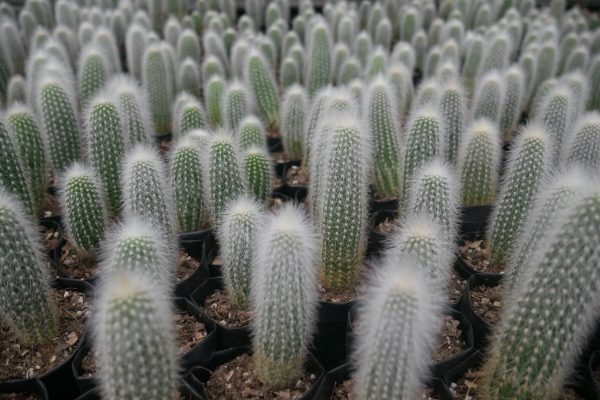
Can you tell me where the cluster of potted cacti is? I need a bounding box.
[1,0,600,399]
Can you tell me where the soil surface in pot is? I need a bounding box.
[374,217,396,235]
[272,152,289,166]
[204,290,253,328]
[41,225,60,252]
[206,353,317,400]
[268,195,286,209]
[40,192,61,219]
[59,241,96,280]
[177,249,201,282]
[0,393,42,399]
[318,285,358,303]
[469,284,503,325]
[285,165,308,187]
[330,379,441,399]
[432,315,465,364]
[271,176,284,189]
[0,288,91,380]
[459,240,505,274]
[449,268,466,304]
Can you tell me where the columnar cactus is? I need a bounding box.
[458,119,501,206]
[499,66,525,139]
[59,163,107,257]
[94,27,122,74]
[535,43,558,91]
[281,85,308,161]
[352,259,442,400]
[536,84,575,166]
[463,33,484,92]
[0,19,25,75]
[78,43,111,103]
[223,81,250,134]
[121,144,177,248]
[412,79,439,111]
[204,75,225,128]
[243,147,272,204]
[318,114,371,291]
[85,95,126,216]
[178,58,201,97]
[482,181,600,400]
[366,77,401,198]
[0,190,57,345]
[487,123,552,266]
[280,57,299,89]
[219,195,263,310]
[4,106,46,212]
[202,131,245,229]
[338,57,361,86]
[438,80,465,165]
[238,115,267,151]
[35,68,81,173]
[401,108,444,210]
[400,5,420,43]
[107,76,154,144]
[6,75,26,105]
[479,32,511,76]
[303,89,330,170]
[0,120,32,216]
[170,137,206,233]
[142,43,174,135]
[305,19,332,97]
[244,48,280,132]
[387,64,413,119]
[472,71,505,124]
[408,160,460,242]
[588,55,600,111]
[172,93,207,139]
[95,272,178,400]
[366,47,388,80]
[176,29,200,63]
[252,204,318,389]
[563,112,600,171]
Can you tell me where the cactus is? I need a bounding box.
[164,17,182,51]
[85,95,126,216]
[176,29,200,63]
[564,45,589,73]
[588,55,600,111]
[563,112,600,171]
[59,163,107,257]
[107,75,155,144]
[392,42,416,72]
[411,30,427,71]
[537,83,575,166]
[535,43,558,92]
[332,43,350,84]
[337,57,361,86]
[202,131,245,229]
[281,85,308,161]
[487,123,552,266]
[472,71,505,124]
[0,190,57,345]
[458,119,501,206]
[238,115,267,151]
[305,19,332,97]
[243,146,272,204]
[424,46,441,79]
[530,78,558,119]
[172,93,207,139]
[280,57,299,89]
[0,119,33,216]
[402,108,444,209]
[223,81,250,134]
[482,181,600,400]
[204,75,225,128]
[142,43,174,135]
[400,5,420,43]
[412,79,439,111]
[121,144,177,248]
[78,43,111,103]
[4,105,46,212]
[375,18,392,50]
[95,272,178,400]
[6,75,26,105]
[366,78,401,198]
[178,58,201,98]
[203,30,229,74]
[218,195,263,310]
[125,24,148,82]
[504,168,586,296]
[35,68,81,173]
[252,203,318,389]
[366,47,388,81]
[0,19,26,75]
[244,48,279,132]
[463,33,484,92]
[500,66,525,139]
[387,64,413,118]
[438,80,465,165]
[93,28,121,74]
[352,258,442,400]
[563,71,589,127]
[479,32,511,77]
[318,114,371,291]
[408,160,460,242]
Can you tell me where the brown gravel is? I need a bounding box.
[271,152,289,165]
[268,195,285,209]
[374,217,396,235]
[59,241,96,280]
[41,225,60,251]
[459,241,505,274]
[286,165,309,186]
[40,193,61,219]
[469,284,503,325]
[449,269,466,304]
[0,288,91,380]
[159,139,174,154]
[272,176,284,189]
[176,311,207,354]
[79,349,97,378]
[318,285,358,303]
[331,379,353,399]
[432,315,465,363]
[204,290,253,328]
[206,353,317,400]
[177,249,201,282]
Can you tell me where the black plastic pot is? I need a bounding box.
[442,349,484,393]
[187,346,324,400]
[274,159,300,179]
[588,351,600,397]
[458,205,492,241]
[175,248,210,299]
[205,248,223,278]
[458,273,503,350]
[74,379,205,399]
[179,227,215,261]
[312,299,357,370]
[0,378,49,399]
[366,209,397,258]
[276,184,308,203]
[190,277,252,350]
[368,185,399,214]
[267,136,283,153]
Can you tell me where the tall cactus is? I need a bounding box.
[178,58,201,97]
[458,119,501,206]
[238,115,267,151]
[244,48,279,132]
[107,75,154,144]
[242,146,272,204]
[472,71,505,124]
[588,55,600,111]
[281,85,308,161]
[318,114,371,291]
[252,204,318,389]
[0,120,32,216]
[463,33,484,93]
[95,272,178,400]
[219,195,263,310]
[366,77,401,198]
[438,80,465,165]
[500,66,525,139]
[563,112,600,171]
[478,32,511,76]
[7,75,26,105]
[223,81,250,134]
[487,124,552,266]
[142,43,174,135]
[204,75,225,128]
[305,19,332,97]
[78,43,111,104]
[535,42,558,91]
[172,92,207,139]
[536,83,575,166]
[482,181,600,400]
[352,258,442,400]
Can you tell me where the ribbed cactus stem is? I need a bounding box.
[142,43,174,135]
[223,81,250,134]
[500,66,525,139]
[472,71,505,124]
[107,76,154,144]
[479,32,511,76]
[244,49,280,132]
[95,272,178,400]
[463,34,484,92]
[305,19,332,97]
[238,115,267,151]
[588,56,600,111]
[243,146,272,204]
[0,120,32,215]
[252,204,318,389]
[438,80,465,165]
[205,75,225,128]
[537,84,575,166]
[78,44,110,104]
[178,58,201,97]
[487,124,552,266]
[172,93,207,139]
[281,85,308,161]
[563,112,600,171]
[7,75,26,105]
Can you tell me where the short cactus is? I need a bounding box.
[94,272,178,400]
[238,115,267,151]
[482,181,600,400]
[305,19,332,97]
[223,81,250,134]
[281,85,308,161]
[366,77,401,198]
[487,123,553,266]
[0,120,32,216]
[499,66,525,139]
[0,190,57,345]
[142,43,174,135]
[536,83,575,166]
[243,146,272,204]
[172,92,207,139]
[352,258,442,400]
[438,80,465,165]
[218,195,263,310]
[59,163,107,257]
[252,204,318,389]
[78,43,111,104]
[563,112,600,171]
[244,48,280,132]
[107,75,155,144]
[458,119,501,206]
[204,75,225,128]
